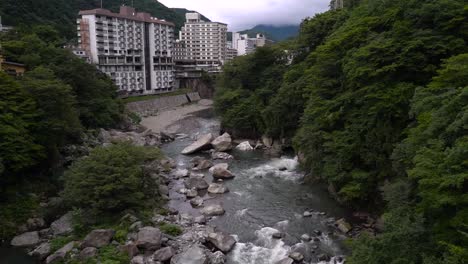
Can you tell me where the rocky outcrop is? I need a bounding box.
[50,212,73,236]
[211,133,232,152]
[46,241,75,264]
[11,231,40,247]
[207,232,237,253]
[181,133,214,155]
[136,227,162,251]
[207,183,229,194]
[201,204,225,216]
[30,242,51,260]
[171,245,208,264]
[82,229,115,248]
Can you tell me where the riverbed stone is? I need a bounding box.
[11,231,40,247]
[171,245,208,264]
[191,157,214,171]
[201,204,225,216]
[194,215,207,224]
[303,211,313,217]
[211,163,234,179]
[186,189,198,198]
[208,251,226,264]
[289,252,304,262]
[136,227,162,251]
[131,255,145,264]
[236,141,254,151]
[207,232,237,253]
[26,218,46,231]
[301,234,311,241]
[152,246,175,262]
[211,133,232,152]
[208,183,229,194]
[181,133,214,155]
[185,178,209,190]
[211,152,234,160]
[118,243,140,258]
[45,241,75,264]
[50,212,73,236]
[173,169,189,179]
[82,229,115,248]
[79,247,98,260]
[190,196,204,207]
[30,242,51,260]
[276,258,294,264]
[335,218,352,233]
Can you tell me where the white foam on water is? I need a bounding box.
[235,208,249,217]
[274,220,289,231]
[229,227,290,264]
[244,156,304,181]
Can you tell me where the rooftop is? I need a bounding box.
[79,6,175,26]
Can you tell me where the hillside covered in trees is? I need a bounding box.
[215,0,468,262]
[0,0,208,39]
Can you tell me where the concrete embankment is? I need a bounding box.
[126,92,202,117]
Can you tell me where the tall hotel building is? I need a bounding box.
[179,13,227,71]
[77,6,175,96]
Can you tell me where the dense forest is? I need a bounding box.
[238,24,301,41]
[0,0,205,39]
[215,0,468,262]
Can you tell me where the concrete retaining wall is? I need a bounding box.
[126,92,201,116]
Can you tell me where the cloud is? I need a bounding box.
[157,0,330,31]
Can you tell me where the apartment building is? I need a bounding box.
[179,13,227,71]
[330,0,345,10]
[77,6,175,96]
[226,48,238,62]
[233,33,274,56]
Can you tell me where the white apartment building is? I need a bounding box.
[232,33,273,56]
[77,6,175,96]
[179,13,227,71]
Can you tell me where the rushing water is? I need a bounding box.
[163,109,349,264]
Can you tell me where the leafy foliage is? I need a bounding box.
[62,143,162,216]
[215,0,468,262]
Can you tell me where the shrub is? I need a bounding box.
[158,223,183,236]
[62,143,162,217]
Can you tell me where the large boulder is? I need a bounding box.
[186,189,198,198]
[207,232,237,253]
[335,218,352,233]
[78,247,98,260]
[191,157,214,171]
[50,212,73,236]
[152,246,175,262]
[171,245,208,264]
[30,242,51,260]
[136,227,162,251]
[11,231,40,247]
[236,141,253,151]
[201,204,225,216]
[181,133,214,155]
[211,163,235,180]
[208,183,229,194]
[118,243,140,258]
[45,241,75,264]
[184,178,209,190]
[211,133,232,152]
[82,229,115,248]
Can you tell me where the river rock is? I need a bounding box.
[26,218,46,231]
[160,158,177,171]
[236,141,254,151]
[118,243,140,258]
[30,242,51,260]
[318,254,331,262]
[153,246,175,262]
[212,133,232,152]
[194,160,214,171]
[82,229,115,248]
[207,232,237,253]
[131,255,145,264]
[194,215,207,224]
[186,189,198,198]
[208,251,226,264]
[50,212,73,236]
[136,227,162,251]
[171,245,208,264]
[190,196,204,207]
[173,169,189,179]
[185,178,209,190]
[301,234,311,241]
[182,133,214,155]
[211,163,234,179]
[79,247,98,260]
[201,204,225,216]
[211,152,234,160]
[45,241,75,264]
[11,231,40,247]
[303,211,313,217]
[276,258,294,264]
[335,218,352,233]
[289,252,304,262]
[262,136,274,148]
[208,183,229,194]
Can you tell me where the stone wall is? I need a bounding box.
[126,92,201,116]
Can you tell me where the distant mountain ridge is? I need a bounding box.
[0,0,209,39]
[239,24,300,41]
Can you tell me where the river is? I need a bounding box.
[162,108,349,264]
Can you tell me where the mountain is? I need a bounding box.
[171,8,211,22]
[0,0,206,39]
[238,24,300,41]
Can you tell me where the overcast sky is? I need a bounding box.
[157,0,330,31]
